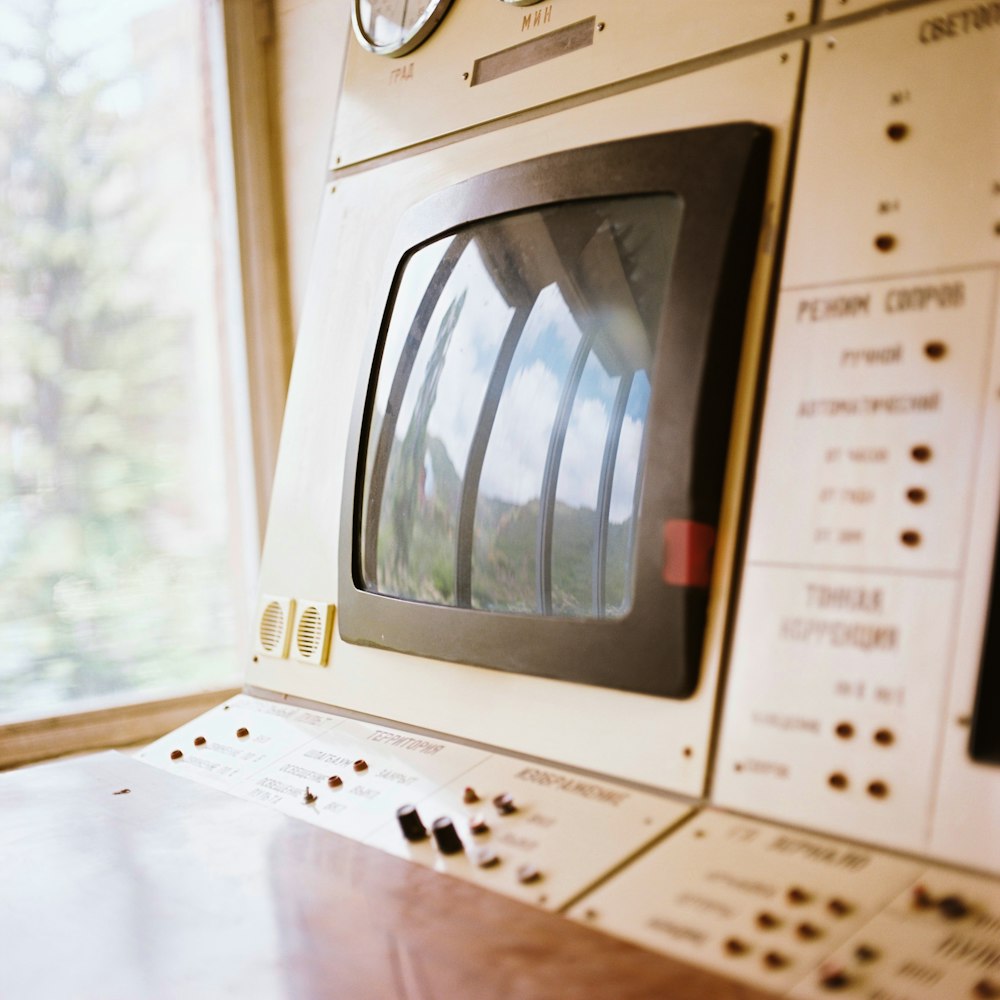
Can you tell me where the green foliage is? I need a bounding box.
[0,0,234,715]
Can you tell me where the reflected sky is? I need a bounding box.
[360,195,682,617]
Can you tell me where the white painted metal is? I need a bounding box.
[715,0,1000,865]
[249,44,803,795]
[332,0,808,166]
[568,809,924,994]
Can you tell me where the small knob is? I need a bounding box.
[938,894,970,920]
[396,804,427,842]
[820,970,851,991]
[431,816,464,854]
[493,792,516,815]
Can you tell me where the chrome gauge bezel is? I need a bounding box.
[352,0,455,58]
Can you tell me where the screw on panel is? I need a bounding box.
[236,727,250,738]
[596,22,605,31]
[194,736,207,747]
[170,749,183,760]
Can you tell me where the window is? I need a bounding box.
[0,0,258,722]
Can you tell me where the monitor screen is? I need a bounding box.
[340,124,771,698]
[360,195,683,620]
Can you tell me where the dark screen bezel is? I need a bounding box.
[338,123,771,698]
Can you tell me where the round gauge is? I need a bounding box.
[352,0,455,58]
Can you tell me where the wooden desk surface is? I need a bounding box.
[0,752,771,1000]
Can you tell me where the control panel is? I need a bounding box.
[570,809,1000,999]
[139,695,690,910]
[714,0,1000,870]
[138,0,1000,996]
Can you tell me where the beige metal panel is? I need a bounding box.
[715,0,1000,860]
[819,0,893,18]
[365,756,692,911]
[789,865,1000,998]
[331,0,810,167]
[275,0,352,333]
[930,294,1000,874]
[250,43,803,795]
[780,0,1000,286]
[141,695,691,912]
[568,809,924,995]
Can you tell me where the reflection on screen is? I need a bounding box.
[360,195,682,619]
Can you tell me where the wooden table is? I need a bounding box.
[1,752,771,1000]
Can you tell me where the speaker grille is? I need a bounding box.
[295,605,322,658]
[259,600,285,653]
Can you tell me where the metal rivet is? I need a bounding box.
[170,749,183,760]
[194,736,207,747]
[828,772,849,790]
[925,341,947,360]
[835,721,854,739]
[796,921,822,940]
[828,898,852,918]
[911,444,932,462]
[236,727,250,738]
[757,911,780,930]
[763,951,789,969]
[874,728,895,746]
[874,233,897,252]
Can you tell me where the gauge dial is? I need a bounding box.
[352,0,455,57]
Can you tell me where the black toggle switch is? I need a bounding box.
[431,816,464,854]
[396,804,428,842]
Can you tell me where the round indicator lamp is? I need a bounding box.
[352,0,454,57]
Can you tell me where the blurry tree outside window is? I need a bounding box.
[0,0,256,720]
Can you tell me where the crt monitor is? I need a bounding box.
[339,123,771,699]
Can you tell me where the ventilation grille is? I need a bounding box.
[292,602,334,666]
[255,596,294,658]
